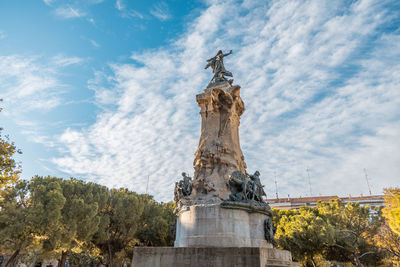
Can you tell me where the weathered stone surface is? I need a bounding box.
[175,204,272,248]
[131,247,300,267]
[187,84,246,203]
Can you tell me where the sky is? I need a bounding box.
[0,0,399,202]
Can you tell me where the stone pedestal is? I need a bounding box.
[132,247,300,267]
[175,204,272,248]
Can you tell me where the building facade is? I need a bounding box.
[266,195,385,212]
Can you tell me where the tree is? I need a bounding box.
[383,188,400,236]
[67,251,102,267]
[374,223,400,263]
[0,99,22,189]
[136,198,175,247]
[92,188,145,267]
[30,177,106,267]
[275,207,333,267]
[0,181,32,267]
[318,200,384,267]
[0,179,65,267]
[272,208,297,229]
[375,188,400,265]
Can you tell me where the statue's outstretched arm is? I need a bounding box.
[222,50,233,57]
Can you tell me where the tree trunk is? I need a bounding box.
[108,242,114,267]
[354,253,363,267]
[59,251,68,267]
[310,256,317,267]
[5,249,20,267]
[29,253,38,267]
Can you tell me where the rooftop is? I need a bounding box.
[266,195,385,204]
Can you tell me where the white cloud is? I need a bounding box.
[0,55,81,114]
[0,56,59,99]
[55,6,85,19]
[116,0,124,11]
[90,39,100,48]
[0,30,6,40]
[124,10,144,19]
[150,2,171,21]
[115,0,143,20]
[51,55,84,67]
[88,0,104,4]
[54,0,400,201]
[43,0,54,6]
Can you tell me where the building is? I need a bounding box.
[266,195,385,212]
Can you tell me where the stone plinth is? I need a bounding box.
[175,204,271,248]
[132,247,300,267]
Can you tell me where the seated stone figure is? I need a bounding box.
[249,171,266,202]
[228,171,250,201]
[228,170,266,203]
[174,172,193,202]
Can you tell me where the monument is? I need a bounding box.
[132,50,299,267]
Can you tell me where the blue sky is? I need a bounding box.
[1,0,399,201]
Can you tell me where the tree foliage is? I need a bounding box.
[0,179,63,267]
[93,188,144,267]
[0,100,22,189]
[0,181,34,267]
[275,200,385,267]
[375,188,400,265]
[136,197,175,247]
[374,223,400,263]
[319,200,384,267]
[33,177,106,267]
[383,188,400,236]
[0,176,175,266]
[276,207,334,267]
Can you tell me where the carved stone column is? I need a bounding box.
[191,84,246,201]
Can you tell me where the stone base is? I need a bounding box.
[132,247,300,267]
[175,204,271,247]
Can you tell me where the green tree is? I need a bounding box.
[0,181,32,267]
[67,251,102,267]
[93,188,145,267]
[383,188,400,236]
[272,208,298,229]
[275,207,333,267]
[318,200,384,267]
[30,177,106,267]
[136,198,175,246]
[375,188,400,265]
[0,179,65,267]
[374,223,400,264]
[0,100,22,189]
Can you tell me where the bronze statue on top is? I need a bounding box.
[205,50,234,87]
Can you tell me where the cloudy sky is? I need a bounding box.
[1,0,399,201]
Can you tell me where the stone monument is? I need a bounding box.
[132,50,299,267]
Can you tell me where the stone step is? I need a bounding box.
[132,247,300,267]
[265,259,301,267]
